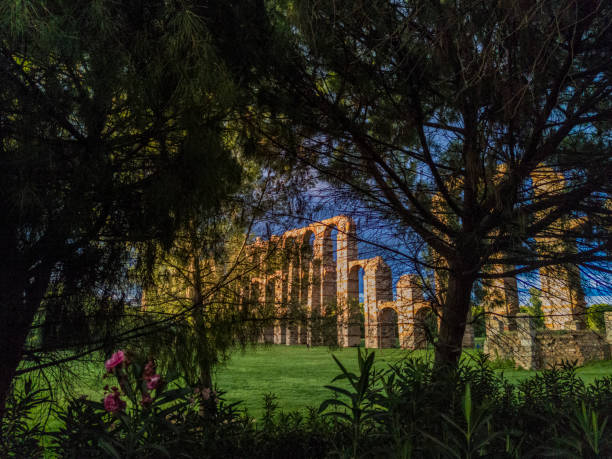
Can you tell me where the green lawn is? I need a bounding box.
[20,344,612,429]
[215,345,416,417]
[214,344,612,418]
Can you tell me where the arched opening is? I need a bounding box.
[378,307,399,348]
[331,227,338,262]
[413,307,437,349]
[321,226,338,304]
[348,264,366,345]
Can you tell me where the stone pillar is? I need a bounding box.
[483,269,519,334]
[538,262,587,330]
[395,274,430,349]
[320,225,338,345]
[334,217,358,346]
[514,314,538,370]
[395,275,413,349]
[273,274,286,344]
[462,323,475,348]
[306,225,327,346]
[360,257,393,348]
[604,311,612,344]
[286,242,300,345]
[532,168,588,330]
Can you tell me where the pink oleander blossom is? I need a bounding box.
[104,391,126,413]
[143,360,156,378]
[140,392,153,407]
[146,374,161,390]
[105,350,125,372]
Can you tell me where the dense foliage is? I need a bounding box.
[248,0,612,368]
[0,0,249,419]
[3,351,611,458]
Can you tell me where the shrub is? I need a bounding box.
[50,350,194,457]
[587,303,612,334]
[6,349,612,458]
[0,379,47,458]
[319,351,612,458]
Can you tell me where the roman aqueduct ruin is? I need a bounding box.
[243,215,434,349]
[241,211,611,365]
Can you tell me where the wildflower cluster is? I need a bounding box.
[102,350,162,413]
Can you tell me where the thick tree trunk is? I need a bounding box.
[0,236,51,422]
[0,271,42,421]
[434,271,475,370]
[0,309,37,420]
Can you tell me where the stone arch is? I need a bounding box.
[378,306,399,348]
[351,257,392,348]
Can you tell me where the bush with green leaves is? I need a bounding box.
[0,379,47,458]
[318,352,612,458]
[587,304,612,334]
[5,349,612,458]
[50,350,195,458]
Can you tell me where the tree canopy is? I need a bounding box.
[0,0,247,417]
[247,0,612,366]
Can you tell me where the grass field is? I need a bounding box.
[214,344,612,418]
[20,344,612,428]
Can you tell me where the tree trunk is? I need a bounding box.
[434,271,475,370]
[0,297,38,421]
[0,238,51,422]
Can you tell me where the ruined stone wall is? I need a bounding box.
[485,315,611,370]
[536,330,610,368]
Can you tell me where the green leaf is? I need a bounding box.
[98,438,121,459]
[319,398,350,413]
[149,444,172,457]
[323,385,354,399]
[463,383,472,427]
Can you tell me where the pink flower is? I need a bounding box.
[201,387,211,401]
[146,374,161,390]
[143,360,156,378]
[104,391,126,413]
[105,351,125,372]
[140,392,153,407]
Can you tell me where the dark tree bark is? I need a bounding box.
[435,270,476,368]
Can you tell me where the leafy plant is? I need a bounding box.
[569,402,608,457]
[422,383,503,458]
[50,350,193,458]
[0,379,47,458]
[586,304,612,334]
[319,348,378,458]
